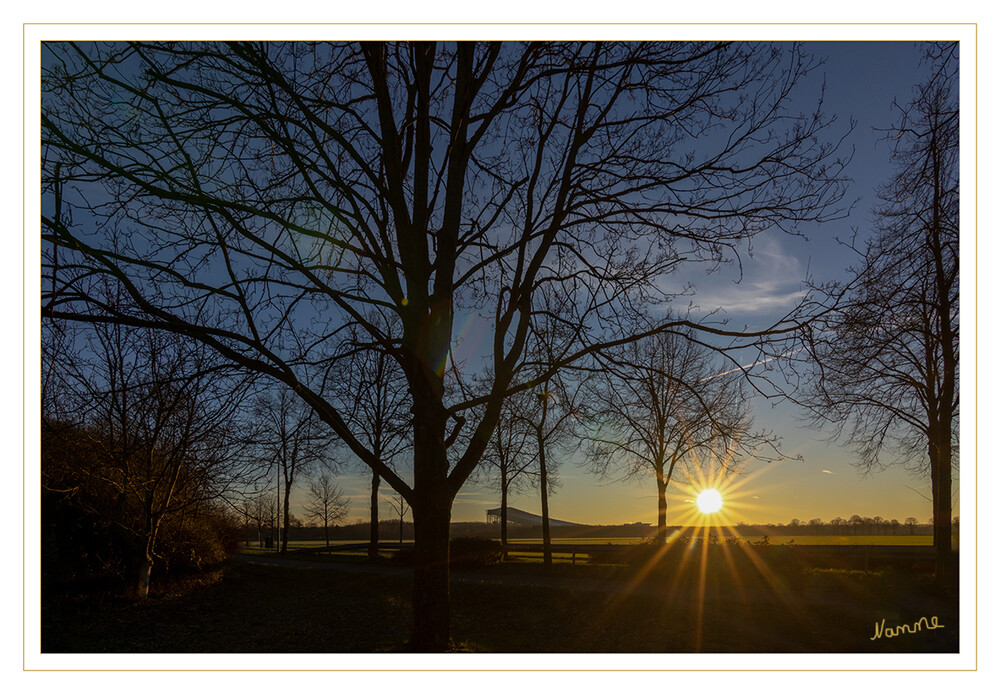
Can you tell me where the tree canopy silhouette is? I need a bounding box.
[795,43,958,578]
[586,322,776,543]
[42,41,850,649]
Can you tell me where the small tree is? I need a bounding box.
[472,386,538,556]
[236,491,272,547]
[302,473,349,548]
[388,493,410,547]
[256,390,332,554]
[873,516,884,535]
[329,328,410,559]
[850,515,863,536]
[517,287,588,567]
[523,382,580,567]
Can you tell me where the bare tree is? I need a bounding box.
[42,41,850,648]
[42,321,251,596]
[523,381,581,567]
[850,514,863,536]
[387,492,410,547]
[513,285,588,566]
[587,323,773,543]
[328,326,410,559]
[796,43,958,578]
[303,473,349,548]
[256,389,332,554]
[236,489,273,547]
[473,388,538,557]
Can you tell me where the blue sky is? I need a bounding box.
[309,41,957,529]
[32,38,962,529]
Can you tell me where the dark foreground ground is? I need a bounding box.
[41,549,959,653]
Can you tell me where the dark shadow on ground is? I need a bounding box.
[41,548,959,653]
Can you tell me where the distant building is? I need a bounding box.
[486,507,583,527]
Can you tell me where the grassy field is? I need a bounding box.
[41,546,958,654]
[497,535,936,546]
[759,535,934,546]
[268,535,937,550]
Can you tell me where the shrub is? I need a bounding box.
[606,537,678,567]
[159,506,243,575]
[450,537,503,569]
[41,488,133,593]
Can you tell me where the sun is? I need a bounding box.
[695,488,723,514]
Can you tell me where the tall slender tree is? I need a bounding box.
[518,285,587,566]
[474,389,538,556]
[797,43,958,579]
[256,389,332,554]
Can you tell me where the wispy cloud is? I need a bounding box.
[822,469,834,475]
[680,234,809,317]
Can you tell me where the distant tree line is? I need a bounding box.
[733,516,959,537]
[242,516,961,544]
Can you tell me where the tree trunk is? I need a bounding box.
[408,488,452,651]
[500,476,509,559]
[137,531,156,598]
[137,555,153,598]
[931,426,954,583]
[281,476,292,555]
[136,507,161,598]
[655,470,668,545]
[369,471,380,559]
[405,366,454,651]
[538,435,552,568]
[928,117,957,587]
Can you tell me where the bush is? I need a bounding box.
[605,537,678,567]
[41,488,133,593]
[389,538,503,568]
[450,537,503,569]
[42,419,244,596]
[391,548,415,566]
[158,506,243,575]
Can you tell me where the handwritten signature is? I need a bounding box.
[870,615,945,640]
